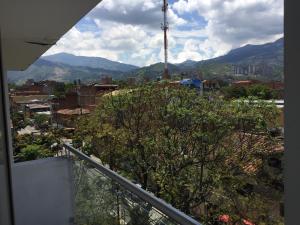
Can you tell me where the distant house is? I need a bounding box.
[55,108,90,127]
[15,80,64,96]
[231,80,262,87]
[167,80,181,87]
[180,78,202,89]
[202,79,220,91]
[77,86,97,107]
[231,80,284,98]
[94,84,119,92]
[52,92,78,110]
[25,104,51,117]
[38,80,64,95]
[10,95,50,111]
[101,76,113,84]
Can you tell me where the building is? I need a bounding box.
[233,64,258,75]
[77,85,97,107]
[94,83,119,92]
[52,92,78,110]
[24,103,51,117]
[231,80,262,87]
[180,78,202,89]
[101,76,113,84]
[231,80,284,98]
[55,108,90,127]
[202,79,221,91]
[9,95,51,112]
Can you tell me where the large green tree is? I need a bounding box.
[75,84,283,224]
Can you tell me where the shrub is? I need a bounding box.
[16,144,54,162]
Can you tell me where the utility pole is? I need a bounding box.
[161,0,170,80]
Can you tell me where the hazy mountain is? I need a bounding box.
[127,62,181,81]
[193,38,284,80]
[7,38,283,84]
[7,59,126,85]
[204,37,283,65]
[176,60,198,68]
[126,38,283,81]
[43,53,139,72]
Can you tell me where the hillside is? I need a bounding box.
[7,59,126,85]
[43,53,139,72]
[211,37,283,65]
[7,38,284,84]
[127,38,283,81]
[127,63,181,81]
[194,38,284,80]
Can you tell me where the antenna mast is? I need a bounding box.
[161,0,170,79]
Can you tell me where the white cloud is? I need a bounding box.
[173,0,283,58]
[90,0,186,29]
[44,27,119,61]
[44,0,283,67]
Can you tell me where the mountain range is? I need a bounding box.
[43,53,138,72]
[7,37,283,84]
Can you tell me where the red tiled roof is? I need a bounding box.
[233,80,253,84]
[242,219,255,225]
[219,214,230,223]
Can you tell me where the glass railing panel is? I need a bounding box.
[64,144,201,225]
[72,158,180,225]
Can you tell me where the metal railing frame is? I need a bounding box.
[63,143,201,225]
[0,31,16,225]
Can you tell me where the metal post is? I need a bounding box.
[162,0,170,80]
[0,30,16,225]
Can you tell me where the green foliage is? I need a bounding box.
[65,82,76,92]
[11,111,25,130]
[34,114,50,129]
[51,82,77,98]
[76,84,283,224]
[247,84,278,99]
[53,82,66,98]
[197,63,233,79]
[222,85,248,99]
[222,84,279,99]
[8,83,17,90]
[13,130,61,162]
[16,144,54,162]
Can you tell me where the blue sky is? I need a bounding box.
[44,0,283,67]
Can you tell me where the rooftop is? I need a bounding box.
[56,108,90,115]
[11,95,50,104]
[25,104,51,110]
[17,125,40,136]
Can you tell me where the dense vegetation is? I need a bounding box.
[74,84,283,224]
[222,84,280,99]
[13,133,60,162]
[11,111,65,162]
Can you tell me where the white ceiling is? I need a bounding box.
[0,0,102,70]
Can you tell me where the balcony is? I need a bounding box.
[11,143,201,225]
